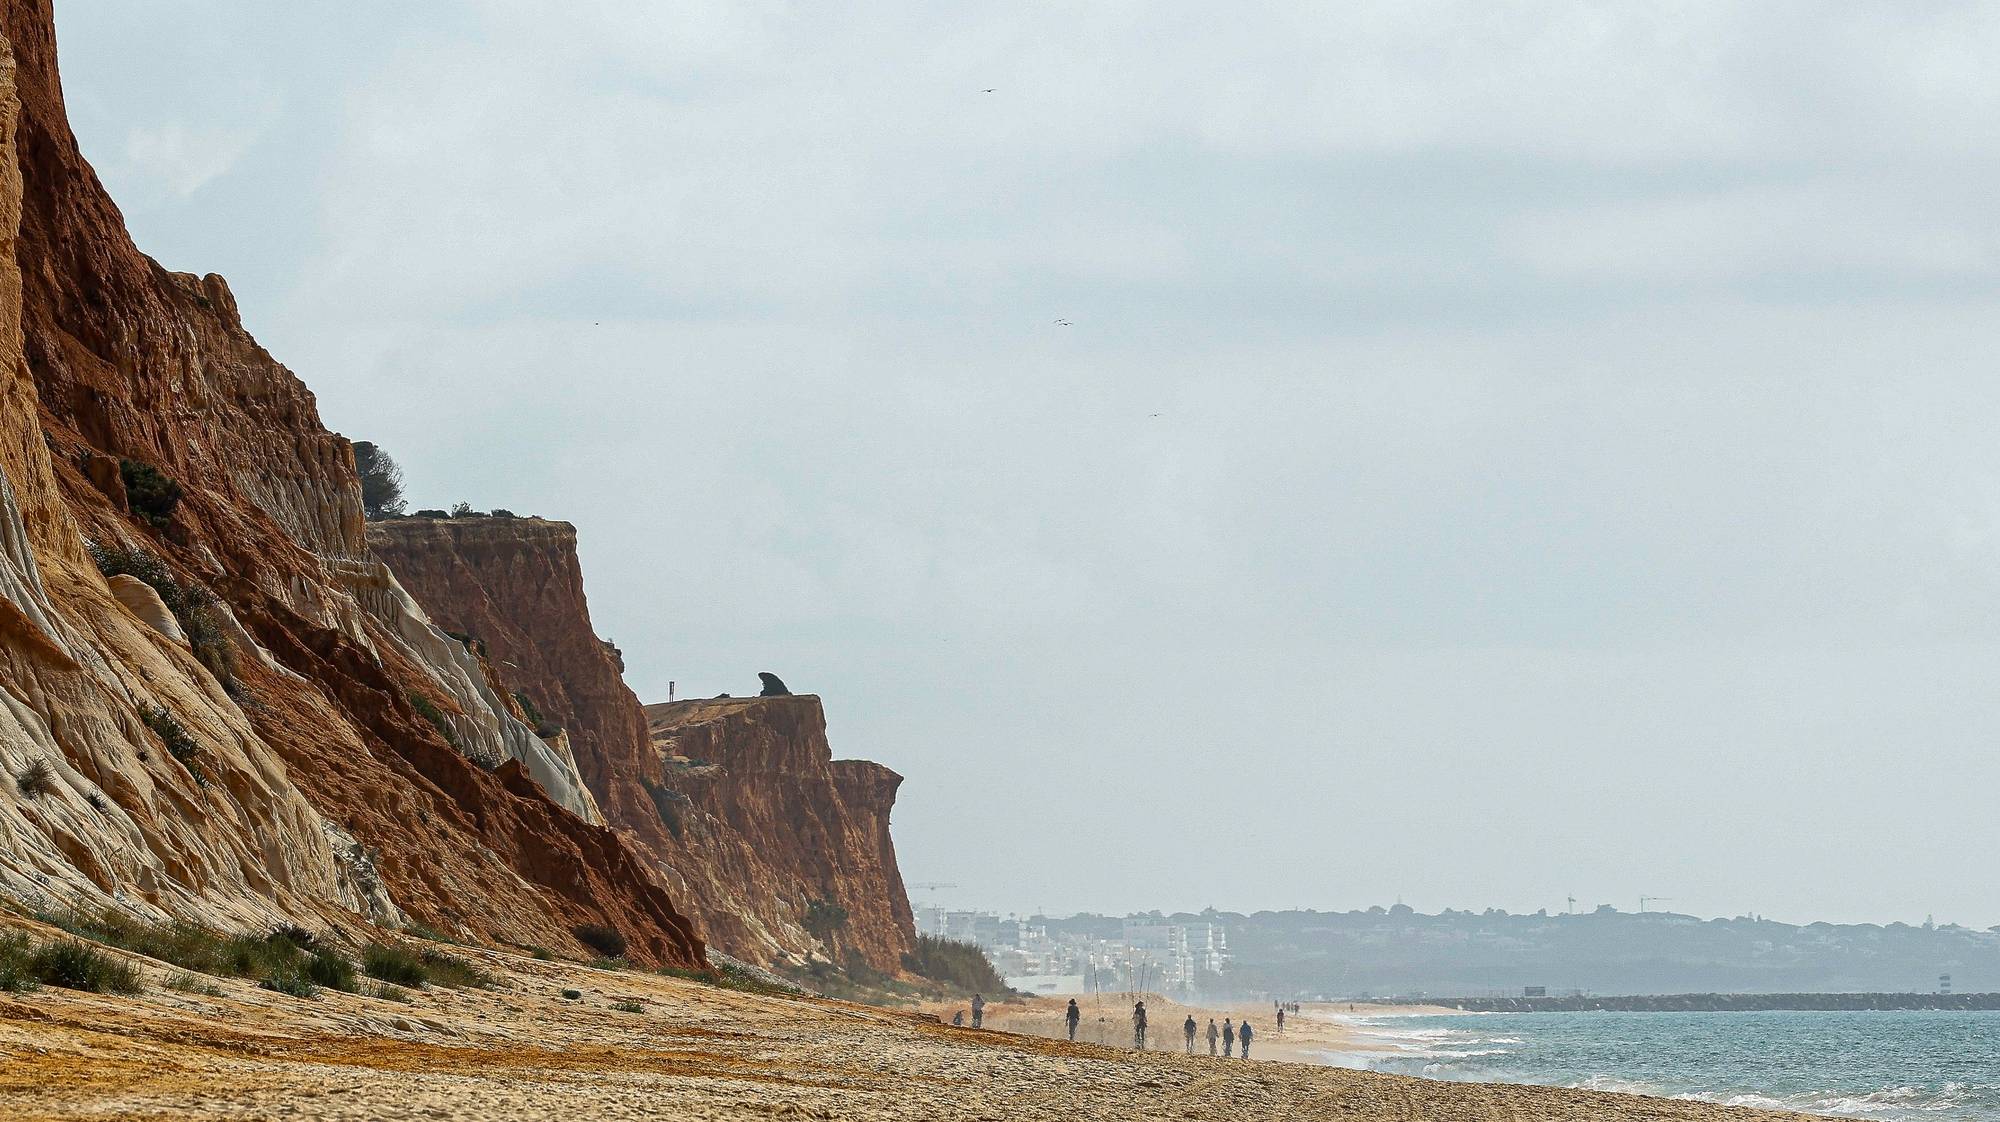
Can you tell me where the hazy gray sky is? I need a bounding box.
[61,2,2000,927]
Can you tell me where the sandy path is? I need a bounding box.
[0,938,1809,1122]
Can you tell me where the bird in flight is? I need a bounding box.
[1053,318,1072,326]
[982,88,997,93]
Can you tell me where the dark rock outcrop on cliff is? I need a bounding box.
[368,516,917,973]
[0,1,701,966]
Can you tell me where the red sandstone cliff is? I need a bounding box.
[368,516,917,973]
[645,696,916,973]
[0,2,701,966]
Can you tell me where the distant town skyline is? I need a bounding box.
[911,893,1998,932]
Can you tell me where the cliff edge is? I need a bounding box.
[368,515,917,973]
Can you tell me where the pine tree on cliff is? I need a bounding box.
[758,672,791,696]
[353,441,406,520]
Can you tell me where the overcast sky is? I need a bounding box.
[58,2,2000,928]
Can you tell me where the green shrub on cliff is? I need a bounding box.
[89,543,237,693]
[139,703,208,789]
[361,942,428,987]
[305,948,359,992]
[902,934,1006,996]
[0,933,38,992]
[657,962,795,998]
[574,924,627,959]
[39,907,363,996]
[30,939,142,994]
[258,969,319,999]
[14,758,55,798]
[512,691,561,737]
[361,941,494,989]
[802,899,849,950]
[119,459,182,529]
[0,930,145,995]
[406,691,460,748]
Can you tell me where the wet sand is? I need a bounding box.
[0,930,1809,1121]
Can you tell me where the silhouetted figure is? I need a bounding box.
[1206,1018,1219,1055]
[1132,1000,1148,1049]
[1239,1020,1254,1058]
[952,1010,963,1026]
[1277,1007,1285,1031]
[1183,1014,1197,1052]
[1222,1018,1235,1057]
[971,992,986,1029]
[758,672,791,696]
[1065,999,1081,1041]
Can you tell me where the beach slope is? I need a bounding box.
[0,935,1810,1121]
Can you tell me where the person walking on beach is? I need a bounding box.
[1277,1006,1285,1032]
[1239,1020,1254,1059]
[971,993,985,1030]
[1132,1000,1148,1050]
[1206,1018,1219,1055]
[1183,1014,1197,1052]
[1222,1018,1235,1057]
[1065,999,1081,1041]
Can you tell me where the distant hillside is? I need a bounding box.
[1039,906,2000,997]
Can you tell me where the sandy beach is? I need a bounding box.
[0,921,1813,1122]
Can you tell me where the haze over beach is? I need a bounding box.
[0,2,1996,1121]
[56,2,2000,930]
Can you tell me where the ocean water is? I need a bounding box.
[1316,1009,2000,1120]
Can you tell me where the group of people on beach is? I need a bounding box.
[1190,1009,1253,1057]
[1056,998,1255,1058]
[953,994,1271,1060]
[949,993,989,1029]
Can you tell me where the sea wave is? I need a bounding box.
[1683,1082,1999,1120]
[1311,1009,2000,1121]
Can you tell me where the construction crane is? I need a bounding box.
[1639,895,1673,913]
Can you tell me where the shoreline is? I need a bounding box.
[932,993,1465,1066]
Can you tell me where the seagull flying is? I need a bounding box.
[1053,318,1072,326]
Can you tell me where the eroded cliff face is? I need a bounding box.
[368,517,917,973]
[0,2,700,966]
[645,697,916,973]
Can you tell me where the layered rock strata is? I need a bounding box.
[645,696,915,972]
[0,1,701,966]
[368,516,917,972]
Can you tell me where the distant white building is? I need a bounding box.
[915,905,949,938]
[916,907,1230,999]
[1121,919,1229,998]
